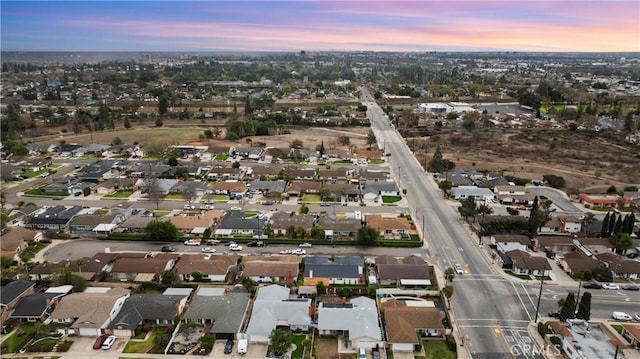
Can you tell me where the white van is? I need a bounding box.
[612,312,632,321]
[102,335,116,349]
[237,338,248,355]
[358,347,367,359]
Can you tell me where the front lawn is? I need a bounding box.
[382,196,401,203]
[244,211,259,218]
[290,334,307,359]
[420,339,456,359]
[103,190,134,199]
[164,193,184,200]
[504,270,533,280]
[302,194,321,203]
[1,322,40,353]
[123,332,155,353]
[23,169,52,178]
[153,210,172,217]
[214,154,229,161]
[369,159,385,165]
[23,187,68,198]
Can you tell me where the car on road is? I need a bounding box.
[201,247,216,253]
[320,202,330,206]
[279,249,292,255]
[261,200,274,205]
[229,243,243,251]
[184,239,201,246]
[548,311,561,318]
[622,284,640,291]
[293,249,306,255]
[161,246,177,252]
[223,241,237,246]
[199,204,213,210]
[602,283,620,290]
[454,264,464,275]
[101,335,117,350]
[183,204,195,210]
[612,312,633,321]
[582,282,603,289]
[224,339,234,354]
[229,206,242,211]
[204,239,220,246]
[299,242,312,248]
[40,172,50,178]
[93,334,108,350]
[635,313,640,321]
[247,241,264,247]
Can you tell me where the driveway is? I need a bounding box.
[527,186,583,214]
[210,340,267,358]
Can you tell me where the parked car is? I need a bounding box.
[635,313,640,321]
[621,284,640,291]
[224,241,237,247]
[183,204,195,210]
[204,239,220,246]
[261,200,274,205]
[93,334,108,350]
[184,239,201,246]
[161,246,177,252]
[320,202,330,206]
[201,247,216,253]
[582,282,603,289]
[454,264,464,275]
[293,248,306,255]
[247,241,264,247]
[101,335,117,350]
[229,243,243,251]
[224,339,234,354]
[279,249,292,255]
[548,311,561,318]
[602,283,620,290]
[612,312,633,321]
[299,242,312,248]
[230,206,242,211]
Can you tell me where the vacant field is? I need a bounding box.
[314,338,341,359]
[425,129,640,192]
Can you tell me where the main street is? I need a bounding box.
[363,91,540,358]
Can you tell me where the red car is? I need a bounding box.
[93,334,107,350]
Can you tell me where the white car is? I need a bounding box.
[183,204,195,210]
[184,240,201,246]
[612,312,633,321]
[201,247,216,253]
[299,242,312,248]
[293,248,306,255]
[279,249,292,255]
[230,206,242,211]
[454,264,464,275]
[602,283,620,290]
[229,243,243,251]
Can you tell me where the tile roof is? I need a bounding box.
[383,299,444,343]
[366,214,412,231]
[173,254,237,275]
[505,250,551,270]
[49,288,130,328]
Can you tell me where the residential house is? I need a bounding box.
[68,214,119,234]
[317,167,349,182]
[0,227,42,260]
[494,185,536,205]
[170,210,223,235]
[56,143,82,157]
[0,280,35,324]
[233,146,263,160]
[10,291,66,322]
[621,324,640,350]
[533,235,575,256]
[383,299,445,352]
[93,178,137,195]
[181,287,250,340]
[494,185,527,196]
[547,321,622,359]
[75,160,118,181]
[206,166,243,181]
[285,181,322,198]
[19,157,52,172]
[282,167,316,181]
[323,183,359,202]
[138,178,179,196]
[247,166,282,180]
[578,193,620,208]
[119,215,168,233]
[173,254,238,282]
[303,256,364,285]
[77,143,110,156]
[210,181,247,198]
[6,204,40,226]
[110,253,178,282]
[375,255,431,287]
[247,180,286,199]
[365,215,412,239]
[540,216,582,234]
[354,149,383,162]
[263,147,289,162]
[596,252,640,280]
[559,251,604,276]
[215,212,266,238]
[24,205,83,231]
[623,191,640,208]
[245,285,311,343]
[0,164,24,181]
[317,216,361,239]
[361,182,399,201]
[505,250,551,276]
[169,181,210,198]
[491,234,533,253]
[270,212,315,236]
[129,164,175,178]
[186,164,210,178]
[41,177,80,195]
[49,287,130,336]
[242,256,300,284]
[325,148,350,159]
[358,170,389,183]
[317,296,381,349]
[107,294,188,337]
[449,186,496,201]
[108,202,137,219]
[29,257,107,281]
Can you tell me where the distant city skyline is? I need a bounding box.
[1,1,638,53]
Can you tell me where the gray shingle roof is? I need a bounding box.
[304,256,363,278]
[183,292,249,333]
[10,292,63,319]
[0,280,35,305]
[108,294,184,330]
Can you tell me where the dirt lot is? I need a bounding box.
[425,128,640,193]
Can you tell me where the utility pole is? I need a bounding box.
[534,268,546,323]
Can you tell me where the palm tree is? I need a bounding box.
[75,258,86,274]
[581,212,596,235]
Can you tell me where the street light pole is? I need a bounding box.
[534,269,545,323]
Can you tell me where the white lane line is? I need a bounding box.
[512,281,533,321]
[520,282,537,308]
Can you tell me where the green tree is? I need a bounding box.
[269,329,292,357]
[167,157,179,166]
[458,196,477,220]
[444,267,455,282]
[161,269,177,285]
[204,129,214,138]
[581,212,596,235]
[543,174,565,189]
[158,96,169,115]
[55,268,87,292]
[610,233,634,254]
[443,285,454,299]
[613,215,623,235]
[232,161,241,169]
[576,292,592,320]
[145,221,179,241]
[601,212,611,237]
[300,204,309,214]
[559,292,576,321]
[190,270,204,282]
[608,213,617,237]
[357,226,378,246]
[366,130,377,148]
[112,137,123,146]
[318,140,326,156]
[315,281,326,295]
[438,179,453,195]
[153,328,170,347]
[310,226,325,240]
[606,185,618,194]
[528,196,550,233]
[124,117,131,129]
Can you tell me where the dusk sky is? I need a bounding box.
[1,1,639,52]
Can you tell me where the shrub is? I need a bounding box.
[537,322,550,337]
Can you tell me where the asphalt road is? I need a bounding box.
[526,187,584,215]
[364,91,538,358]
